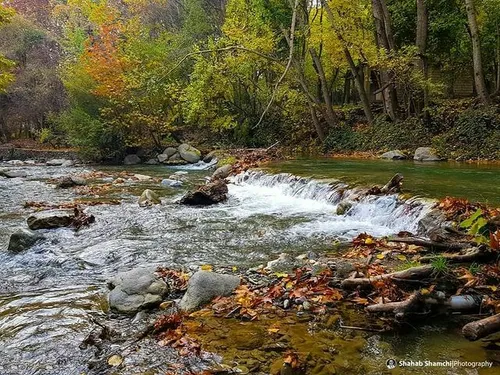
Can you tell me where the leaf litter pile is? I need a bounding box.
[148,196,500,374]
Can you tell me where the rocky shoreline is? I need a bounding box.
[2,149,499,374]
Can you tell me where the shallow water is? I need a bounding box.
[0,159,499,374]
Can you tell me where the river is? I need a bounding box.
[0,158,499,374]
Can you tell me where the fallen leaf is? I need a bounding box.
[107,354,123,367]
[200,264,213,271]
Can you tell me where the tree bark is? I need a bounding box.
[341,265,433,288]
[463,313,500,341]
[320,0,374,124]
[310,47,337,127]
[371,0,399,120]
[416,0,429,114]
[465,0,490,104]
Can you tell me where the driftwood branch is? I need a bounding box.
[388,236,469,251]
[366,292,422,314]
[341,265,434,288]
[462,313,500,341]
[420,248,492,264]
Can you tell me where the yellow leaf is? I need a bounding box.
[489,285,497,292]
[201,264,213,271]
[376,254,385,259]
[396,254,407,261]
[274,272,288,278]
[365,238,374,245]
[232,266,238,272]
[421,288,430,295]
[107,354,123,367]
[285,281,294,290]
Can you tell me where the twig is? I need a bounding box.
[339,324,385,333]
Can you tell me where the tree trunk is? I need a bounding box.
[308,103,326,142]
[416,0,429,114]
[310,47,337,127]
[320,0,374,124]
[465,0,490,104]
[463,313,500,341]
[371,0,399,120]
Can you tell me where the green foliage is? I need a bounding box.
[432,108,500,160]
[468,262,481,276]
[431,256,449,276]
[361,117,431,151]
[324,126,363,152]
[459,208,490,244]
[39,128,53,144]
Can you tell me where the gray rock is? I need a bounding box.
[145,158,160,165]
[55,176,87,188]
[163,147,178,157]
[417,208,448,236]
[179,180,228,206]
[107,268,169,315]
[157,154,169,163]
[123,154,141,165]
[0,169,27,178]
[178,143,201,163]
[8,228,46,253]
[138,189,161,207]
[6,159,24,165]
[330,259,356,278]
[61,160,74,167]
[265,253,304,273]
[380,150,406,160]
[161,178,183,187]
[46,159,68,166]
[212,164,232,180]
[179,271,240,311]
[203,150,218,163]
[413,147,443,162]
[163,152,189,165]
[27,210,73,230]
[336,201,352,215]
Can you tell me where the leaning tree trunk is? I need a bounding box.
[371,0,399,120]
[465,0,490,104]
[310,47,338,127]
[320,0,374,124]
[416,0,429,115]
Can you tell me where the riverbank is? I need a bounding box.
[1,156,499,374]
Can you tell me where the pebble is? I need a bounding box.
[283,299,290,309]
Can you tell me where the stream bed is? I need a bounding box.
[1,159,499,374]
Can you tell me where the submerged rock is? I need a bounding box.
[380,150,406,160]
[138,189,161,207]
[145,158,160,165]
[212,164,232,180]
[179,180,228,206]
[0,169,27,178]
[413,147,443,162]
[133,173,152,181]
[203,150,218,163]
[336,201,353,215]
[164,152,189,165]
[8,228,46,253]
[55,175,87,188]
[46,158,69,166]
[178,143,201,163]
[161,178,183,187]
[179,271,240,311]
[61,159,74,167]
[107,268,169,315]
[27,210,73,230]
[123,154,141,165]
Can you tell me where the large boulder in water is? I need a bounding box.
[414,147,443,162]
[138,189,161,207]
[178,143,201,163]
[46,158,69,166]
[380,150,406,160]
[211,164,232,180]
[123,154,141,165]
[27,210,73,230]
[179,271,240,312]
[8,228,46,253]
[107,268,169,315]
[163,147,178,157]
[163,152,189,165]
[180,180,228,206]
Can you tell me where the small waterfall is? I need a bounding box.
[229,170,431,236]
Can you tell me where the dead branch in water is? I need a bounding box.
[341,265,434,289]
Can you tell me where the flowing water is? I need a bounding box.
[0,159,499,374]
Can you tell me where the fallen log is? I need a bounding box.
[462,313,500,341]
[365,292,421,315]
[420,248,492,264]
[341,265,434,289]
[388,236,469,251]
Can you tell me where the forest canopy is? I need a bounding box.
[0,0,499,160]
